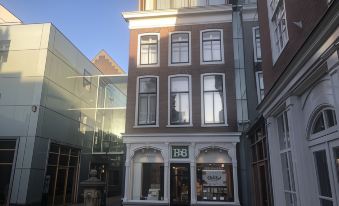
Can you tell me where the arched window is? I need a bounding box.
[311,108,337,135]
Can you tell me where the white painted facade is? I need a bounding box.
[261,27,339,206]
[122,133,241,206]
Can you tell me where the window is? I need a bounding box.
[169,75,191,125]
[201,30,224,64]
[277,111,297,206]
[169,32,190,65]
[252,27,262,62]
[267,0,288,62]
[139,34,159,66]
[137,76,158,126]
[0,140,16,206]
[256,71,265,103]
[201,74,226,125]
[83,69,92,90]
[208,0,226,5]
[311,108,337,135]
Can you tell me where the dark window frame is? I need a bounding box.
[170,33,190,64]
[138,77,158,126]
[202,30,223,63]
[140,35,159,66]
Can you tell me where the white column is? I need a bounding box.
[190,162,197,204]
[123,144,131,202]
[229,146,239,204]
[164,161,169,202]
[190,143,197,204]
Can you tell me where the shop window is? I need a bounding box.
[196,163,233,202]
[0,140,16,205]
[311,108,337,135]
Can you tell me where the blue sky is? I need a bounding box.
[0,0,138,72]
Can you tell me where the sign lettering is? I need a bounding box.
[172,146,189,158]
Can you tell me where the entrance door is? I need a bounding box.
[170,163,190,206]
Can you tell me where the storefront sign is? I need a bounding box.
[202,170,226,186]
[172,146,189,159]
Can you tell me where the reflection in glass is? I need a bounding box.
[203,75,224,124]
[141,163,164,200]
[138,77,157,125]
[202,31,222,62]
[0,140,16,206]
[140,35,158,65]
[170,76,190,124]
[171,33,189,64]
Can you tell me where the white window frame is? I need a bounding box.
[200,29,225,65]
[267,0,289,63]
[134,75,160,128]
[167,74,193,127]
[200,73,228,127]
[137,33,160,68]
[168,31,192,67]
[255,71,264,103]
[252,26,262,63]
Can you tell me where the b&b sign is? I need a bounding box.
[172,146,189,159]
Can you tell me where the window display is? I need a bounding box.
[141,163,164,200]
[197,163,233,202]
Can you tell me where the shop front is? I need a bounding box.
[122,133,241,206]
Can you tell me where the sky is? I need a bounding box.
[0,0,138,72]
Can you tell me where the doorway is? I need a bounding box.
[170,163,190,206]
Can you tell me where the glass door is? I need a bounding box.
[170,163,190,206]
[329,139,339,205]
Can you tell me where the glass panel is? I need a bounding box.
[325,109,337,128]
[196,163,233,202]
[170,93,190,124]
[149,44,158,64]
[141,163,164,200]
[0,164,14,205]
[140,45,149,65]
[281,152,292,190]
[138,95,148,125]
[203,31,221,40]
[54,169,66,205]
[172,43,180,63]
[171,77,189,92]
[203,75,223,91]
[204,92,214,123]
[314,150,332,197]
[214,92,224,123]
[0,151,15,163]
[141,35,157,44]
[284,192,297,206]
[334,147,339,184]
[320,198,333,206]
[277,114,286,150]
[140,78,157,93]
[209,0,226,5]
[203,41,212,61]
[212,41,221,61]
[0,140,16,149]
[171,164,190,204]
[149,95,157,124]
[313,113,326,134]
[172,33,189,42]
[172,0,189,8]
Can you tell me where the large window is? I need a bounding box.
[169,75,191,125]
[0,140,16,206]
[202,74,226,125]
[201,30,223,63]
[137,77,158,126]
[139,34,159,66]
[45,143,80,206]
[141,163,164,200]
[197,163,233,202]
[268,0,288,61]
[277,111,297,206]
[170,32,190,65]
